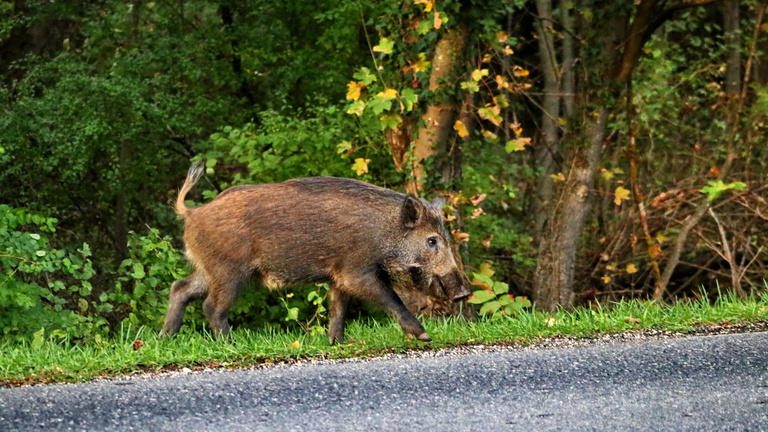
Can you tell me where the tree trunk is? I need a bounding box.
[533,110,606,310]
[406,26,468,196]
[532,0,561,236]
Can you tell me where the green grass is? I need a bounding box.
[2,292,768,385]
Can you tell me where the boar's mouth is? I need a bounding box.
[434,271,471,302]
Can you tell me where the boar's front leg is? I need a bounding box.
[328,288,350,345]
[339,268,430,342]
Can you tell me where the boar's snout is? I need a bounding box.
[434,270,470,302]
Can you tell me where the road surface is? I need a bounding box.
[1,331,767,431]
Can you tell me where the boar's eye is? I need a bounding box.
[427,236,439,249]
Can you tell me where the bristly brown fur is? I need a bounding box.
[161,169,469,345]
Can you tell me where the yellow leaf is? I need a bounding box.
[482,130,498,142]
[512,66,529,77]
[471,68,490,82]
[414,0,433,12]
[481,53,492,63]
[497,31,509,43]
[626,263,638,274]
[649,244,662,259]
[550,172,566,182]
[433,11,442,29]
[509,121,523,136]
[413,53,431,73]
[352,158,371,176]
[614,186,631,206]
[346,81,364,101]
[601,275,612,284]
[377,88,398,100]
[290,340,302,349]
[346,100,366,117]
[545,316,557,327]
[503,46,514,56]
[454,120,469,138]
[471,207,484,219]
[479,262,495,277]
[495,74,509,90]
[655,233,668,244]
[505,137,531,152]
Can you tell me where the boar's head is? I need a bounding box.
[397,196,471,302]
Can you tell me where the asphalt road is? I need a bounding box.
[2,331,767,431]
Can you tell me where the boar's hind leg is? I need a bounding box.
[161,272,208,336]
[341,270,430,342]
[328,288,350,345]
[201,272,245,337]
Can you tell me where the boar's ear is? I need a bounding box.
[401,196,425,229]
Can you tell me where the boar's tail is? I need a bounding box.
[176,162,205,218]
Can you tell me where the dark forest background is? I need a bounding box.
[1,0,766,341]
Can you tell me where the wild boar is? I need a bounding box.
[161,163,470,344]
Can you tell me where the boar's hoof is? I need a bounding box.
[417,332,431,342]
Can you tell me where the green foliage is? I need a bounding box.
[700,180,747,202]
[0,205,97,341]
[467,267,531,317]
[104,229,187,329]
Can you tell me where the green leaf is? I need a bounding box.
[285,307,300,322]
[131,262,145,279]
[373,37,394,55]
[492,281,509,295]
[468,289,496,304]
[378,113,402,130]
[346,100,366,117]
[471,272,494,289]
[479,300,503,316]
[460,81,479,93]
[400,88,419,112]
[367,96,393,115]
[700,180,747,202]
[353,67,377,86]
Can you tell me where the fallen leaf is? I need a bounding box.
[471,207,484,219]
[624,316,641,324]
[290,340,302,349]
[132,339,143,351]
[545,317,557,327]
[626,263,638,274]
[601,275,612,284]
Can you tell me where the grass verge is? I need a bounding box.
[2,292,767,386]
